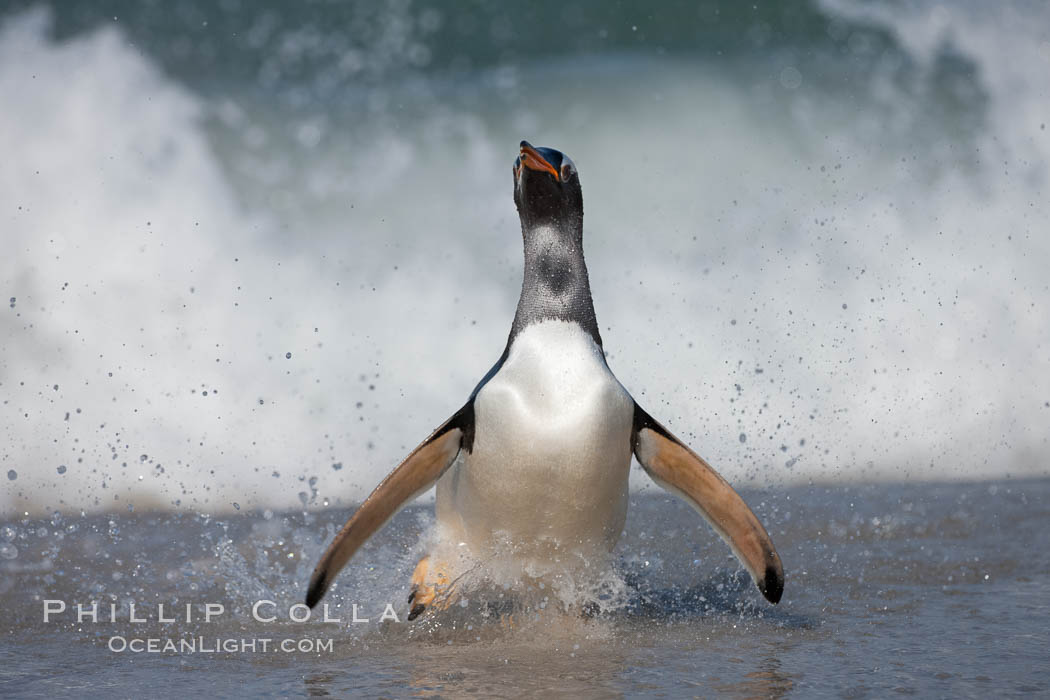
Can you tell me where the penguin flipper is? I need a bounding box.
[631,403,784,604]
[305,406,469,608]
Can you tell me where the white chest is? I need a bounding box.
[436,320,635,554]
[476,321,630,448]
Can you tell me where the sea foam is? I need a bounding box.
[2,3,1049,517]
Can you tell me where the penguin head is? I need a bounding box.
[513,141,583,232]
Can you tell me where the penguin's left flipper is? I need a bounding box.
[632,403,785,604]
[305,404,471,608]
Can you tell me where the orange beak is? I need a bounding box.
[519,142,560,181]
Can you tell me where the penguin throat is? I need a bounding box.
[510,224,602,347]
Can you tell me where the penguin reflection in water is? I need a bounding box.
[305,142,783,618]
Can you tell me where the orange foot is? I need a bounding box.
[407,555,455,620]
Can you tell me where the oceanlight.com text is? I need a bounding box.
[107,636,335,654]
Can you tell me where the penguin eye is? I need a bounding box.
[560,160,575,181]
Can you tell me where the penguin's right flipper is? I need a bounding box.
[305,403,472,608]
[631,403,784,604]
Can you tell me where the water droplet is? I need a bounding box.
[6,470,16,481]
[57,465,67,475]
[285,352,292,359]
[739,433,747,443]
[779,66,802,89]
[0,543,17,560]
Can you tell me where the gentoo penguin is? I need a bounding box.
[305,141,783,615]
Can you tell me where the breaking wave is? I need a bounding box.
[2,1,1049,516]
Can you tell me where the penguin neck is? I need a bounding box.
[509,222,603,349]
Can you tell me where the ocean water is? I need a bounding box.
[1,0,1049,696]
[2,482,1048,697]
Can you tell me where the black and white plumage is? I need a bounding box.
[305,142,784,612]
